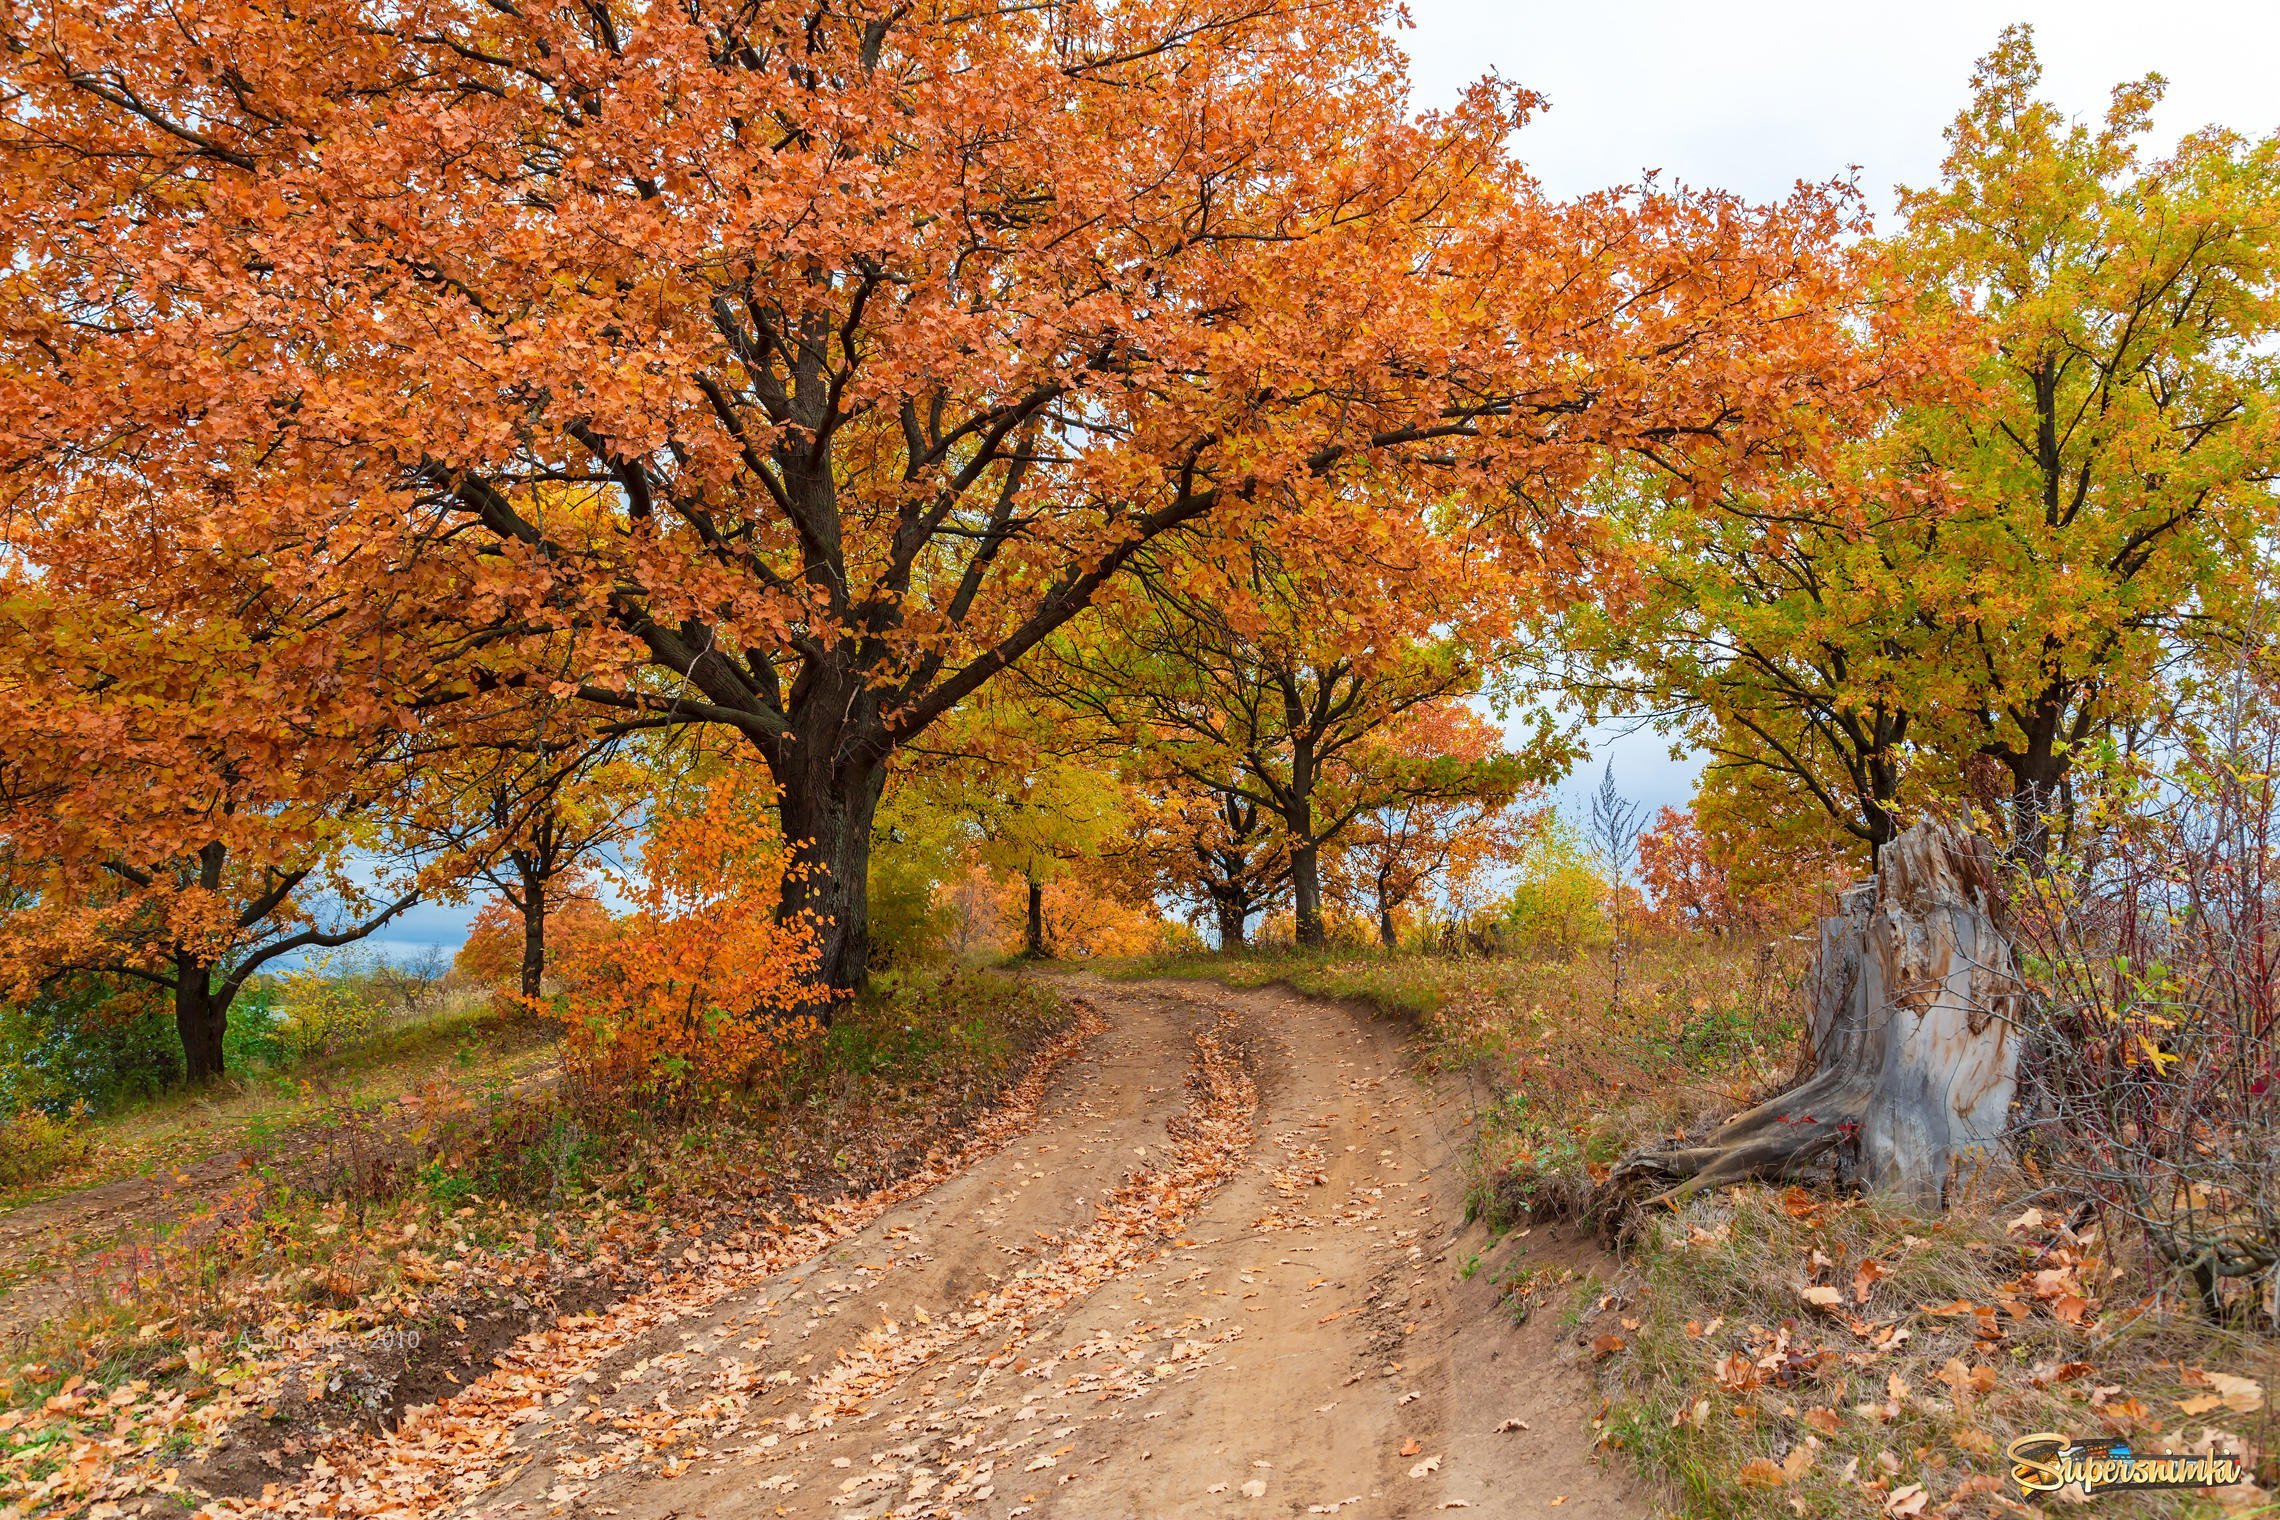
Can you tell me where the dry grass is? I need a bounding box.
[1586,1186,2277,1517]
[1113,933,1804,1221]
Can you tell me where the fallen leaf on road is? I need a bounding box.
[1408,1455,1442,1479]
[1241,1479,1268,1498]
[1496,1417,1530,1432]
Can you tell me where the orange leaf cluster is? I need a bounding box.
[543,763,818,1102]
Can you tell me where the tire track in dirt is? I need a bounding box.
[209,1006,1106,1519]
[213,978,1646,1520]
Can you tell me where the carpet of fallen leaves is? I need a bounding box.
[502,1016,1258,1518]
[0,996,1098,1520]
[438,1014,1258,1519]
[1582,1185,2276,1518]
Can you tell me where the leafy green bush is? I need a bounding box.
[1496,822,1609,955]
[222,957,394,1071]
[0,974,179,1116]
[218,980,287,1070]
[867,842,954,971]
[268,958,387,1063]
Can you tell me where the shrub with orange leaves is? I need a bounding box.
[544,766,819,1104]
[1640,801,1853,936]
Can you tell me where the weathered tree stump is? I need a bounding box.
[1613,821,2022,1210]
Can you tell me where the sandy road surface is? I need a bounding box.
[465,977,1641,1520]
[267,977,1645,1520]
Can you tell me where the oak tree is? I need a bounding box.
[0,0,1872,996]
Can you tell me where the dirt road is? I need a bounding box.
[258,977,1644,1520]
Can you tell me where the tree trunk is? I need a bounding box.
[1216,899,1248,951]
[518,882,547,1001]
[1612,821,2022,1210]
[1376,894,1397,948]
[1290,839,1325,947]
[1024,877,1047,959]
[175,959,229,1084]
[1985,692,2071,868]
[774,753,888,1012]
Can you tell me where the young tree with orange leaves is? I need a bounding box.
[453,891,612,993]
[412,727,649,1000]
[544,759,818,1103]
[0,0,1876,1000]
[1045,535,1539,946]
[1330,703,1541,947]
[1121,782,1289,951]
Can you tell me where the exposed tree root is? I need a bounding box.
[1608,821,2022,1217]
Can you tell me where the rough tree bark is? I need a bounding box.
[518,880,547,1001]
[175,957,229,1085]
[1290,836,1326,948]
[1612,820,2022,1210]
[772,749,888,1012]
[1024,877,1047,959]
[1216,901,1249,950]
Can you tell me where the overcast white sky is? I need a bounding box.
[1398,0,2280,210]
[374,4,2280,958]
[1419,1,2280,826]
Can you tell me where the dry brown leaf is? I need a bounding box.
[2204,1372,2265,1412]
[1852,1259,1886,1304]
[1737,1458,1788,1488]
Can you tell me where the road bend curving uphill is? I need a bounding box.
[238,977,1645,1520]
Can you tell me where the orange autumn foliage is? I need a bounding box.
[1037,880,1169,960]
[930,862,1167,960]
[451,889,612,995]
[1638,804,1851,936]
[544,766,819,1103]
[0,0,1880,998]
